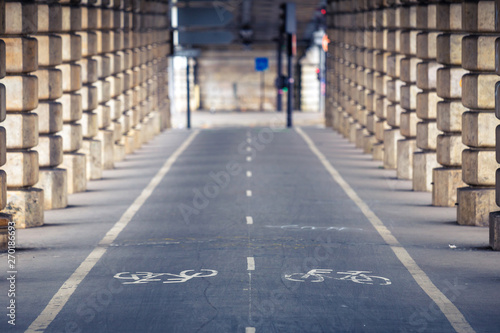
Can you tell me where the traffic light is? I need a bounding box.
[316,68,321,81]
[279,3,296,35]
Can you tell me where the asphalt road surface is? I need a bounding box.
[1,127,499,333]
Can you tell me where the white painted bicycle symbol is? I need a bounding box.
[284,269,391,286]
[114,269,218,284]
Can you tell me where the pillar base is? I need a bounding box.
[114,144,126,162]
[61,153,87,194]
[489,212,500,250]
[98,129,114,170]
[383,129,403,169]
[125,131,135,154]
[397,139,417,180]
[348,122,358,144]
[37,168,68,210]
[413,151,438,192]
[457,187,497,227]
[355,128,367,149]
[81,139,103,180]
[432,168,465,207]
[133,126,143,150]
[363,135,377,154]
[0,213,12,251]
[6,188,44,228]
[372,142,384,161]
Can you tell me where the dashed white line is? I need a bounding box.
[246,190,252,197]
[247,156,252,162]
[295,127,476,333]
[246,216,254,225]
[247,138,252,143]
[247,171,252,177]
[247,257,255,271]
[246,327,256,333]
[246,146,252,152]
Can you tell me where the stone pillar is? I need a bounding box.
[0,36,10,248]
[58,3,86,194]
[397,4,419,180]
[457,1,499,226]
[34,2,68,210]
[1,2,45,228]
[384,5,404,169]
[78,3,103,180]
[433,3,467,206]
[413,4,441,192]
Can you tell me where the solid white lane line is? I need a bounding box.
[246,190,252,197]
[295,127,475,333]
[247,171,252,177]
[247,257,255,271]
[247,156,252,162]
[246,327,256,333]
[26,130,201,333]
[246,216,254,225]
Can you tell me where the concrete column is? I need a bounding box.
[33,2,68,210]
[0,34,10,248]
[58,3,87,194]
[397,4,419,180]
[412,4,441,192]
[77,3,103,180]
[1,2,45,228]
[457,1,499,226]
[384,5,404,169]
[433,3,467,207]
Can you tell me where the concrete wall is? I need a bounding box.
[326,0,500,249]
[0,0,171,250]
[197,50,280,112]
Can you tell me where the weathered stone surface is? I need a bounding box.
[416,92,440,120]
[400,111,418,137]
[413,151,439,192]
[98,129,114,170]
[1,75,38,111]
[437,134,466,167]
[58,63,82,92]
[432,168,465,207]
[34,35,62,67]
[81,139,102,180]
[384,129,402,169]
[462,111,498,148]
[437,33,465,66]
[4,2,38,35]
[457,187,496,226]
[387,103,402,127]
[81,111,98,138]
[0,171,5,210]
[401,84,418,110]
[2,37,38,74]
[437,101,466,133]
[462,1,495,33]
[4,150,39,187]
[436,67,466,99]
[462,149,497,186]
[35,68,63,100]
[57,33,82,62]
[61,153,87,194]
[462,35,496,71]
[397,139,417,180]
[416,62,440,90]
[36,168,67,210]
[79,57,98,84]
[80,85,98,111]
[4,113,39,149]
[37,3,62,33]
[59,93,82,122]
[416,121,438,150]
[35,135,63,167]
[462,74,497,110]
[5,188,44,229]
[61,123,82,152]
[400,57,419,83]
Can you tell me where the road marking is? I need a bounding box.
[247,171,252,177]
[247,138,252,143]
[246,216,254,225]
[246,190,252,197]
[247,156,252,162]
[246,328,256,333]
[247,257,255,271]
[295,127,475,333]
[26,130,201,333]
[114,270,218,284]
[246,146,252,152]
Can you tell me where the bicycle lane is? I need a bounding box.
[243,127,461,332]
[29,128,258,332]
